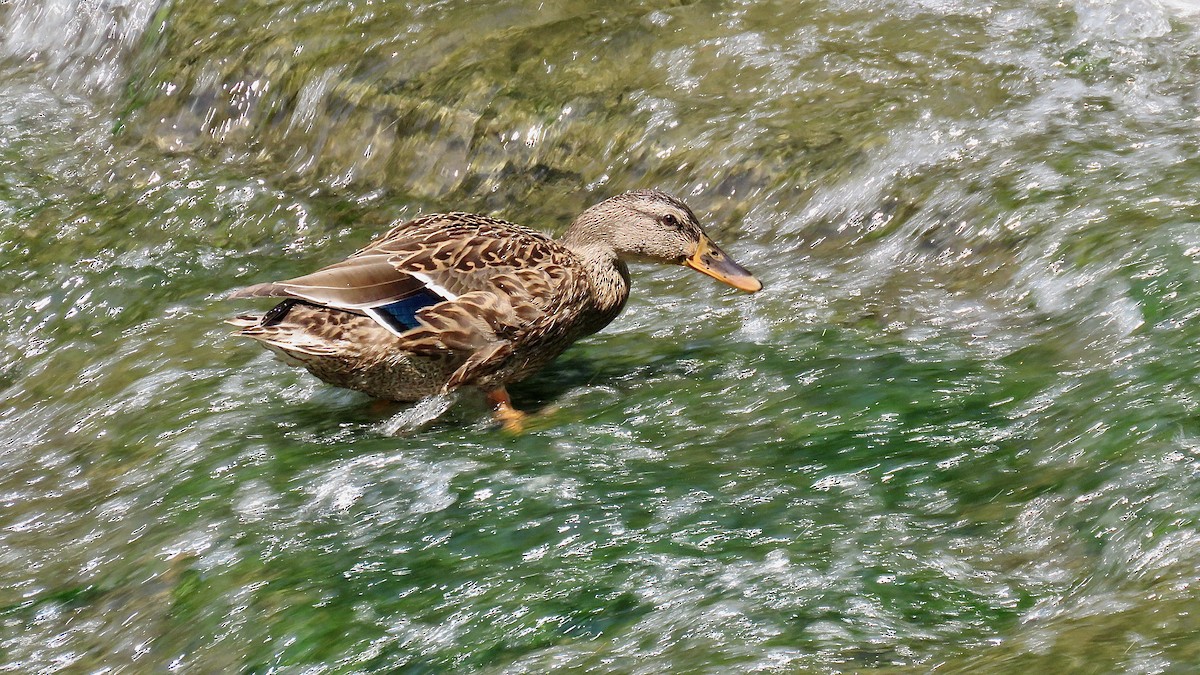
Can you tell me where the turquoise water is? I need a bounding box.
[4,0,1200,671]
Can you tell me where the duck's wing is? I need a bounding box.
[227,252,433,313]
[229,214,579,382]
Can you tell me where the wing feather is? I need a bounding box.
[229,254,431,309]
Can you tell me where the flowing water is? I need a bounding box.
[4,0,1200,671]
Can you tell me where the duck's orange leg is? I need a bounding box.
[487,387,527,433]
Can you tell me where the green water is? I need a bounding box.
[5,0,1200,671]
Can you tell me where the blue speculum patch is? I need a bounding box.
[372,287,446,331]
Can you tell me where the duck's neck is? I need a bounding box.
[562,240,631,334]
[561,204,634,332]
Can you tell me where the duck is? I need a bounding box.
[227,189,762,430]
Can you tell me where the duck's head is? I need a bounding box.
[565,189,763,293]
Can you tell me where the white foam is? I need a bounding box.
[377,393,458,436]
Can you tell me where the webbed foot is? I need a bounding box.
[487,387,528,434]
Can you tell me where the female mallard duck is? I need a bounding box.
[228,189,761,430]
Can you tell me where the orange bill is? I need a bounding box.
[684,235,763,293]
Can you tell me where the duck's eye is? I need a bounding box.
[661,213,679,228]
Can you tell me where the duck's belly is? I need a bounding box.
[269,342,457,402]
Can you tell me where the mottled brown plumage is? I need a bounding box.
[227,189,761,430]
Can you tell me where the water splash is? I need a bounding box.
[376,393,459,436]
[1,0,161,95]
